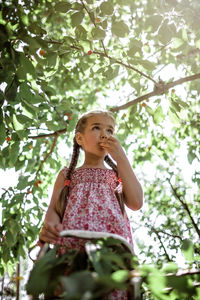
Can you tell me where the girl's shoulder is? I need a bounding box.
[62,166,68,178]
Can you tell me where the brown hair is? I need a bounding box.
[55,110,125,219]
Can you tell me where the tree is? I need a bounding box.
[0,0,200,298]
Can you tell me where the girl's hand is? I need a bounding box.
[39,221,63,245]
[99,136,126,162]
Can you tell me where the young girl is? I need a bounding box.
[39,110,143,299]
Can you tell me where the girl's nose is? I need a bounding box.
[100,132,108,140]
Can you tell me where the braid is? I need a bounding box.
[104,155,125,216]
[104,155,118,176]
[55,138,80,220]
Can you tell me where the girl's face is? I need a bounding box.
[76,114,115,158]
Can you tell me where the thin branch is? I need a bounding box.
[46,41,157,84]
[36,134,58,176]
[167,269,200,277]
[79,0,108,56]
[157,229,183,241]
[168,179,200,239]
[151,227,172,262]
[110,73,200,112]
[28,128,67,139]
[92,50,157,83]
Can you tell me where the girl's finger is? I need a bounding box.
[44,223,61,237]
[39,230,58,243]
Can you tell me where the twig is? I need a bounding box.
[79,0,108,56]
[168,179,200,239]
[36,134,58,176]
[151,227,172,262]
[46,41,157,84]
[110,73,200,112]
[92,50,157,83]
[28,128,67,139]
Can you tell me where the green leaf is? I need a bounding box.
[0,90,5,107]
[5,230,16,248]
[103,66,119,80]
[54,2,71,13]
[153,106,165,124]
[28,23,46,35]
[172,37,184,49]
[162,262,178,273]
[187,151,196,164]
[19,82,39,104]
[91,27,106,40]
[5,78,18,102]
[181,239,194,262]
[168,108,180,125]
[46,52,58,67]
[71,11,85,27]
[145,15,162,32]
[0,109,6,144]
[158,21,176,45]
[16,114,33,125]
[100,1,114,15]
[9,141,20,164]
[111,270,129,282]
[18,52,36,78]
[13,115,24,130]
[75,25,87,40]
[111,21,129,37]
[17,175,29,190]
[140,60,156,71]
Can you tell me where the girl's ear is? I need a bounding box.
[75,132,82,146]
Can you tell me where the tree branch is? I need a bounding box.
[168,179,200,239]
[92,50,157,84]
[79,0,108,56]
[110,73,200,112]
[36,134,58,176]
[46,41,157,84]
[28,128,67,139]
[151,227,172,262]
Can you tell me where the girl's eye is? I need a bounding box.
[107,129,113,134]
[92,126,100,130]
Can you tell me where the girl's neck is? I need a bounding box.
[81,156,106,169]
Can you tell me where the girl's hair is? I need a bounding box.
[55,110,125,219]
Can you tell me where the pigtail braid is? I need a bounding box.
[104,155,125,216]
[55,137,80,220]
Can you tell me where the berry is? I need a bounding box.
[34,182,39,187]
[29,145,33,149]
[95,18,101,23]
[122,113,127,118]
[6,137,12,142]
[39,49,46,56]
[171,89,175,94]
[27,190,32,194]
[87,50,93,55]
[142,103,147,107]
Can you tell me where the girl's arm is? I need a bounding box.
[100,137,143,211]
[39,170,65,244]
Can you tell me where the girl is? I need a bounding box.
[39,110,143,299]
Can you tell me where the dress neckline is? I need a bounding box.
[74,167,113,172]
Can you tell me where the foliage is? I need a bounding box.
[26,239,200,300]
[0,0,200,298]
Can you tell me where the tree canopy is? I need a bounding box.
[0,0,200,298]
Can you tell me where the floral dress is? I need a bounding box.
[59,167,133,299]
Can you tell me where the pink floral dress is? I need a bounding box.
[59,167,133,299]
